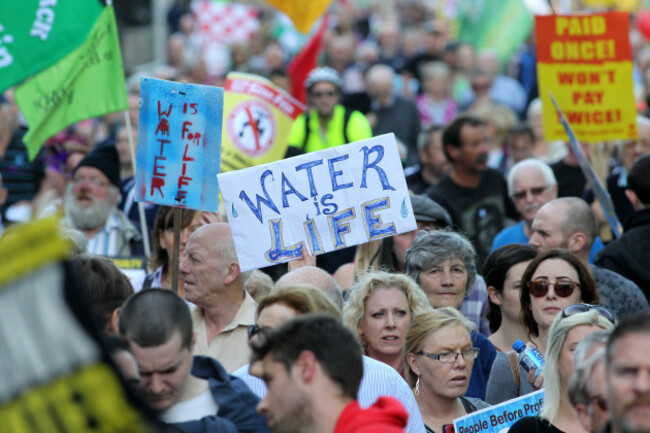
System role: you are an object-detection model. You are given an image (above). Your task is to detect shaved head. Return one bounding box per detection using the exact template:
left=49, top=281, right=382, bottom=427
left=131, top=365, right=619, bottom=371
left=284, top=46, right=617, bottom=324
left=275, top=266, right=343, bottom=310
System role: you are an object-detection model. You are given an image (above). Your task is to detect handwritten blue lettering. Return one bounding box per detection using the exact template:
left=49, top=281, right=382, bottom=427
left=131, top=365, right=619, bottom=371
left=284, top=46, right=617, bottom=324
left=239, top=170, right=280, bottom=224
left=360, top=145, right=396, bottom=191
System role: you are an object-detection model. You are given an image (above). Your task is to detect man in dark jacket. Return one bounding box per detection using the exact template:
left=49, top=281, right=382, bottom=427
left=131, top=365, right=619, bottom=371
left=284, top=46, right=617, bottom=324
left=119, top=289, right=270, bottom=433
left=596, top=155, right=650, bottom=298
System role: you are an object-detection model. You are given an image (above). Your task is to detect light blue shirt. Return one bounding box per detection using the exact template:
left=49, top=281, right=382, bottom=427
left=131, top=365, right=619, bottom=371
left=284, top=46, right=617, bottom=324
left=232, top=355, right=426, bottom=433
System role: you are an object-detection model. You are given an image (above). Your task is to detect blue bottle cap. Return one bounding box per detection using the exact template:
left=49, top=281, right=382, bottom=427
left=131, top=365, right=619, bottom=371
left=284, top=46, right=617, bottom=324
left=512, top=340, right=526, bottom=352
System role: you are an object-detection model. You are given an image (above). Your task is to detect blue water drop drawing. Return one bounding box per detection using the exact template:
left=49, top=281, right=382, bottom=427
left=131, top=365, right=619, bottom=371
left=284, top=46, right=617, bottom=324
left=232, top=204, right=238, bottom=218
left=401, top=198, right=409, bottom=218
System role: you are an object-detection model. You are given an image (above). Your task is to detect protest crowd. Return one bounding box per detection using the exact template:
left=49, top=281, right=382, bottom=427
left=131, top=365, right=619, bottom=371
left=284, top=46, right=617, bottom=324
left=4, top=0, right=650, bottom=433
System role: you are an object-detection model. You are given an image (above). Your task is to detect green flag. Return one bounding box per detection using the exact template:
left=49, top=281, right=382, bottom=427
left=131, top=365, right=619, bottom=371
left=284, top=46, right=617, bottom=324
left=457, top=0, right=533, bottom=65
left=15, top=5, right=128, bottom=161
left=0, top=0, right=104, bottom=92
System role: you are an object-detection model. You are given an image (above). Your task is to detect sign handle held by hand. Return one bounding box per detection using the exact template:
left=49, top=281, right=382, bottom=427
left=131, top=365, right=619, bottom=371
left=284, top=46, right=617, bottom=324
left=549, top=91, right=623, bottom=238
left=171, top=208, right=182, bottom=294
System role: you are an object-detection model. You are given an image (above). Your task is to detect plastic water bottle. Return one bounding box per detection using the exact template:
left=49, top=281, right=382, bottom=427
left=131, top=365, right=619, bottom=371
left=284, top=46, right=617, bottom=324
left=512, top=339, right=544, bottom=379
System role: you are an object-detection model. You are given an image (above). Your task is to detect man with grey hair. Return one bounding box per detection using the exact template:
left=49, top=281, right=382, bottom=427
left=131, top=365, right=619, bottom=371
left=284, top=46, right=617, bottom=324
left=63, top=145, right=143, bottom=257
left=366, top=63, right=421, bottom=165
left=569, top=330, right=612, bottom=433
left=530, top=197, right=648, bottom=318
left=405, top=229, right=496, bottom=400
left=405, top=125, right=449, bottom=194
left=180, top=223, right=256, bottom=373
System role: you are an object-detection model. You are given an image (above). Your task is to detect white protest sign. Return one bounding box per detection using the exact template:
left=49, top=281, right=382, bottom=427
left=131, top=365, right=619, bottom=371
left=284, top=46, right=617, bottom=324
left=218, top=133, right=416, bottom=272
left=454, top=390, right=545, bottom=433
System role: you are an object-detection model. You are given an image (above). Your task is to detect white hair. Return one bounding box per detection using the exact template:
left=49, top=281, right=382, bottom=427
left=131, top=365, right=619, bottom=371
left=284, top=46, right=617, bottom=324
left=507, top=158, right=557, bottom=197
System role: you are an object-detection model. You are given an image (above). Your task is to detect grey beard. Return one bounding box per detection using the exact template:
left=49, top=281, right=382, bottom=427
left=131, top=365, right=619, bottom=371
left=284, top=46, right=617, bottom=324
left=64, top=188, right=116, bottom=230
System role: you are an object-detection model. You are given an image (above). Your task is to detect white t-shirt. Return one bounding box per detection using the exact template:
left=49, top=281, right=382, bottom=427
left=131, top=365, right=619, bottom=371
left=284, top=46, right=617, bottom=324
left=160, top=389, right=218, bottom=424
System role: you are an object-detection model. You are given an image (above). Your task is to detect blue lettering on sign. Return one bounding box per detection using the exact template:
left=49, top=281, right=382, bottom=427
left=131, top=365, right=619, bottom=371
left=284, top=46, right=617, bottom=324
left=281, top=173, right=308, bottom=208
left=295, top=159, right=323, bottom=197
left=239, top=169, right=280, bottom=224
left=265, top=219, right=303, bottom=262
left=328, top=154, right=353, bottom=191
left=360, top=145, right=396, bottom=191
left=303, top=217, right=324, bottom=255
left=362, top=197, right=396, bottom=240
left=320, top=194, right=338, bottom=215
left=329, top=207, right=355, bottom=249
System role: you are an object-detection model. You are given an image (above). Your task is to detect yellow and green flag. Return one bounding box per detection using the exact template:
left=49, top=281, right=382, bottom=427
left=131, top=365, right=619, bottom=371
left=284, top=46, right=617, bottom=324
left=15, top=5, right=128, bottom=160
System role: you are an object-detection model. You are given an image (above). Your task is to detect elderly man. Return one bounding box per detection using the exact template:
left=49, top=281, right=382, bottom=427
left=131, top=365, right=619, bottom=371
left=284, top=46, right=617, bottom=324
left=604, top=311, right=650, bottom=433
left=491, top=158, right=604, bottom=262
left=596, top=154, right=650, bottom=294
left=179, top=223, right=256, bottom=373
left=428, top=115, right=519, bottom=267
left=405, top=126, right=449, bottom=194
left=251, top=314, right=408, bottom=433
left=64, top=145, right=143, bottom=257
left=365, top=64, right=421, bottom=165
left=568, top=330, right=612, bottom=433
left=405, top=229, right=496, bottom=400
left=529, top=197, right=648, bottom=318
left=119, top=289, right=269, bottom=432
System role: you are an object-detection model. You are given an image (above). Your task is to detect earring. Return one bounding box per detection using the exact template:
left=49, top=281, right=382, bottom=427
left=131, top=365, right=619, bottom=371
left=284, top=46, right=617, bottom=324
left=415, top=376, right=420, bottom=396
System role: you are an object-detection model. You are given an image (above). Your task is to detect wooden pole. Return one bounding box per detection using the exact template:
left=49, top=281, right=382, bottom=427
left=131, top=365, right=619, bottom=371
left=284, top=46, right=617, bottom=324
left=171, top=207, right=182, bottom=293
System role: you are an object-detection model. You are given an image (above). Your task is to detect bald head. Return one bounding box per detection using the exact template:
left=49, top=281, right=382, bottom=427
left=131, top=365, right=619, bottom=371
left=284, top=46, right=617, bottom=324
left=366, top=64, right=395, bottom=107
left=275, top=266, right=343, bottom=310
left=190, top=223, right=237, bottom=264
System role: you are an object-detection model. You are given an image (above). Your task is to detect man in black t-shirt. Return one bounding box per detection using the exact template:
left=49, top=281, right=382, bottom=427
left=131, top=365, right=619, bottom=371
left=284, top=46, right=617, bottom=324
left=427, top=115, right=518, bottom=268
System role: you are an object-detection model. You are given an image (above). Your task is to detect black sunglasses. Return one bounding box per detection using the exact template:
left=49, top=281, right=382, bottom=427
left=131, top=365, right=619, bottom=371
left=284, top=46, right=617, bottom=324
left=512, top=186, right=549, bottom=200
left=310, top=90, right=337, bottom=98
left=528, top=279, right=580, bottom=298
left=560, top=303, right=616, bottom=324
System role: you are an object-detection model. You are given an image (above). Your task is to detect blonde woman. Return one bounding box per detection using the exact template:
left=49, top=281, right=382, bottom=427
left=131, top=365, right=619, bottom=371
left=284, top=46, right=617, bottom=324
left=344, top=271, right=432, bottom=376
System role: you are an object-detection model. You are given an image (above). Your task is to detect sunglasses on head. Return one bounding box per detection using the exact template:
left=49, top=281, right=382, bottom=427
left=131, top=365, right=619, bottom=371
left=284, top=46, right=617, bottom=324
left=527, top=279, right=579, bottom=298
left=560, top=303, right=616, bottom=324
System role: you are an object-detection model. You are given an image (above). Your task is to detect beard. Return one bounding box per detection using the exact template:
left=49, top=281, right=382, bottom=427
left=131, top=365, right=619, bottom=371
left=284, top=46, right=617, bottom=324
left=64, top=184, right=117, bottom=230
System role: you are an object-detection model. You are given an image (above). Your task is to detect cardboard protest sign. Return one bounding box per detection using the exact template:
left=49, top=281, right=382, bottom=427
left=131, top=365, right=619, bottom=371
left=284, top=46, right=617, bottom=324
left=221, top=72, right=305, bottom=172
left=0, top=218, right=153, bottom=432
left=536, top=12, right=637, bottom=142
left=218, top=134, right=416, bottom=272
left=454, top=390, right=545, bottom=433
left=136, top=77, right=223, bottom=211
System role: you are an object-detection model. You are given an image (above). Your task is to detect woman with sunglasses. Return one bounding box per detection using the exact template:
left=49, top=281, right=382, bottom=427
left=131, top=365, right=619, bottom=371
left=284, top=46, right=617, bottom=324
left=486, top=249, right=600, bottom=404
left=405, top=308, right=489, bottom=433
left=483, top=244, right=538, bottom=351
left=508, top=304, right=615, bottom=433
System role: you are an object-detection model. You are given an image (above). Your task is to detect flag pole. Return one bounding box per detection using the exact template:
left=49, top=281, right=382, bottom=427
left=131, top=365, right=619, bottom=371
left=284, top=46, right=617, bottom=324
left=124, top=110, right=151, bottom=256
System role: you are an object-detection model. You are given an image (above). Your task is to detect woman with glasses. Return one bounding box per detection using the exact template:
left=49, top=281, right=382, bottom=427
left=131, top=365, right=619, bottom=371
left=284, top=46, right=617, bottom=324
left=344, top=271, right=432, bottom=376
left=130, top=206, right=219, bottom=295
left=508, top=304, right=615, bottom=433
left=486, top=248, right=600, bottom=404
left=484, top=244, right=538, bottom=352
left=405, top=308, right=489, bottom=433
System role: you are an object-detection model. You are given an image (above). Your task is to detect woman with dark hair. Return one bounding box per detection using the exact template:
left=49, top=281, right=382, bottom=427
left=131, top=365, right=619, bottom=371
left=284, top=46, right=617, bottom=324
left=130, top=206, right=219, bottom=294
left=485, top=248, right=600, bottom=404
left=483, top=244, right=538, bottom=351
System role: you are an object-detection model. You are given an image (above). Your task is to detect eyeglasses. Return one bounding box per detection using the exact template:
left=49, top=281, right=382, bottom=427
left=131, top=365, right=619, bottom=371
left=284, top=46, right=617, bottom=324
left=310, top=90, right=337, bottom=99
left=560, top=303, right=616, bottom=324
left=71, top=175, right=110, bottom=189
left=417, top=348, right=480, bottom=363
left=247, top=324, right=270, bottom=340
left=528, top=279, right=579, bottom=298
left=588, top=394, right=607, bottom=411
left=512, top=186, right=549, bottom=200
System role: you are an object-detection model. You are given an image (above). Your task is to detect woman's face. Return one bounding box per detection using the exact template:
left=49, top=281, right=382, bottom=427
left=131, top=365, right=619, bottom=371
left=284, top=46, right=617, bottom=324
left=417, top=257, right=468, bottom=309
left=409, top=323, right=474, bottom=400
left=159, top=211, right=204, bottom=262
left=359, top=287, right=411, bottom=361
left=495, top=261, right=530, bottom=323
left=558, top=324, right=603, bottom=385
left=529, top=259, right=583, bottom=333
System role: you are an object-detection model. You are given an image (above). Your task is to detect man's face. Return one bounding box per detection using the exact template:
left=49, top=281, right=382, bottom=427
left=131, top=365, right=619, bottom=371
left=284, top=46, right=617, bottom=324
left=65, top=166, right=118, bottom=230
left=417, top=257, right=468, bottom=309
left=179, top=232, right=226, bottom=304
left=308, top=82, right=339, bottom=118
left=129, top=332, right=193, bottom=411
left=419, top=130, right=449, bottom=179
left=367, top=78, right=393, bottom=108
left=607, top=333, right=650, bottom=433
left=529, top=204, right=568, bottom=252
left=451, top=124, right=489, bottom=173
left=255, top=355, right=311, bottom=433
left=622, top=135, right=650, bottom=171
left=511, top=168, right=557, bottom=225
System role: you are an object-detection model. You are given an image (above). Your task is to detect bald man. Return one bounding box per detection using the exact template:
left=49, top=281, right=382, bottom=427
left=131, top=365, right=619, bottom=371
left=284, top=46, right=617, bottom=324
left=274, top=265, right=343, bottom=310
left=179, top=223, right=257, bottom=373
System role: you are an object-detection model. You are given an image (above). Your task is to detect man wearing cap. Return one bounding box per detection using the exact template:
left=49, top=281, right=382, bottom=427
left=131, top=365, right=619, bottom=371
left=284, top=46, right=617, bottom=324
left=63, top=145, right=143, bottom=257
left=287, top=67, right=372, bottom=154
